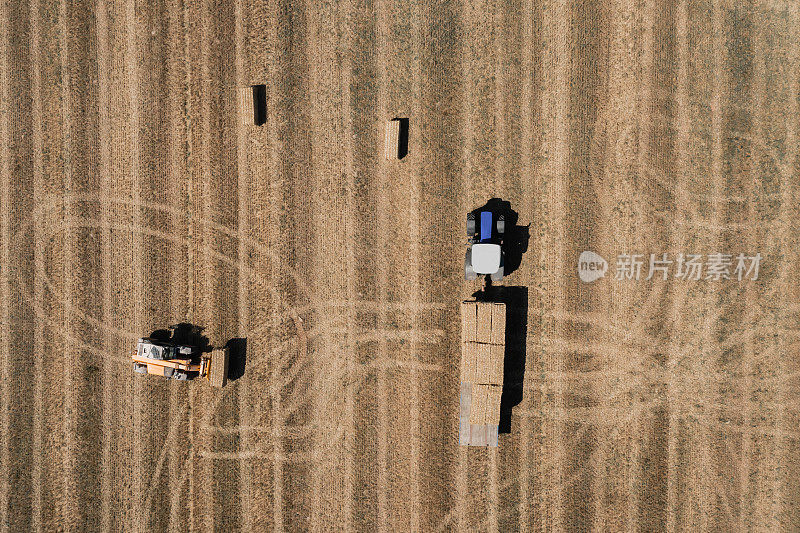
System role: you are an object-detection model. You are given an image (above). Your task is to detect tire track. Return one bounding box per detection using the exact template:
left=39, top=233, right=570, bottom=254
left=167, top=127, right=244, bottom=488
left=736, top=4, right=759, bottom=529
left=518, top=0, right=542, bottom=527
left=206, top=23, right=243, bottom=533
left=66, top=0, right=104, bottom=526
left=0, top=0, right=12, bottom=525
left=439, top=401, right=661, bottom=533
left=695, top=2, right=725, bottom=528
left=4, top=4, right=38, bottom=525
left=3, top=0, right=799, bottom=529
left=454, top=37, right=473, bottom=533
left=140, top=402, right=187, bottom=516
left=563, top=0, right=607, bottom=528
left=775, top=8, right=800, bottom=527
left=538, top=0, right=570, bottom=529
left=304, top=0, right=355, bottom=528
left=181, top=0, right=200, bottom=522
left=304, top=0, right=337, bottom=527
left=404, top=4, right=424, bottom=531
left=417, top=0, right=462, bottom=529
left=133, top=0, right=180, bottom=529
left=0, top=13, right=318, bottom=524
left=339, top=2, right=357, bottom=526
left=666, top=1, right=690, bottom=527
left=233, top=0, right=254, bottom=529
left=28, top=0, right=45, bottom=529
left=264, top=5, right=282, bottom=526
left=520, top=0, right=544, bottom=528
left=374, top=0, right=390, bottom=527
left=199, top=0, right=243, bottom=527
left=31, top=0, right=70, bottom=527
left=271, top=0, right=315, bottom=528
left=596, top=0, right=641, bottom=524
left=628, top=0, right=655, bottom=527
left=192, top=0, right=217, bottom=527
left=93, top=0, right=114, bottom=529
left=163, top=0, right=191, bottom=529
left=241, top=0, right=276, bottom=525
left=641, top=1, right=680, bottom=528
left=743, top=6, right=781, bottom=530
left=123, top=0, right=145, bottom=527
left=57, top=0, right=77, bottom=527
left=457, top=0, right=486, bottom=528
left=10, top=197, right=321, bottom=378
left=347, top=0, right=380, bottom=527
left=379, top=0, right=424, bottom=528
left=407, top=5, right=422, bottom=530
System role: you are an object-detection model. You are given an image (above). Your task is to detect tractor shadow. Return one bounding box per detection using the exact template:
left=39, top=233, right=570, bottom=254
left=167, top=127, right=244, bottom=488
left=470, top=198, right=530, bottom=278
left=472, top=285, right=528, bottom=434
left=151, top=323, right=211, bottom=352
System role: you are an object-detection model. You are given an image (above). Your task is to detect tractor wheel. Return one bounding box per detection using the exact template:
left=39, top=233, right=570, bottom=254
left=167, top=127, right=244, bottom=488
left=465, top=249, right=477, bottom=281
left=133, top=363, right=147, bottom=374
left=491, top=264, right=504, bottom=282
left=467, top=213, right=476, bottom=236
left=497, top=215, right=505, bottom=234
left=209, top=348, right=229, bottom=388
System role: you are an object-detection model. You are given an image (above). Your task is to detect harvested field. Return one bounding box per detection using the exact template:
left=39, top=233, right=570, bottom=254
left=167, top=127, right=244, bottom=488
left=1, top=0, right=799, bottom=531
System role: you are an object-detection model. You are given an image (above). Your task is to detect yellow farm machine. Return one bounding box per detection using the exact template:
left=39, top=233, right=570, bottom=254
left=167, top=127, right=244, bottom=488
left=131, top=325, right=229, bottom=388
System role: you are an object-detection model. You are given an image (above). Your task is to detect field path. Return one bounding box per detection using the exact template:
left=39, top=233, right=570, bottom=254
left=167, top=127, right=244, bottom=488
left=0, top=0, right=12, bottom=527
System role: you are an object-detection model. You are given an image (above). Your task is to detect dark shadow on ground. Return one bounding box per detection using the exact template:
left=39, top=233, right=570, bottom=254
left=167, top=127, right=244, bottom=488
left=165, top=323, right=211, bottom=353
left=472, top=284, right=528, bottom=434
left=148, top=328, right=173, bottom=343
left=252, top=84, right=267, bottom=126
left=226, top=337, right=247, bottom=381
left=395, top=117, right=409, bottom=159
left=469, top=198, right=530, bottom=278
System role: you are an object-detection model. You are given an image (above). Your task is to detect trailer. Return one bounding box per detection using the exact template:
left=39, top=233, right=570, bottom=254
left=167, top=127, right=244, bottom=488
left=459, top=300, right=506, bottom=446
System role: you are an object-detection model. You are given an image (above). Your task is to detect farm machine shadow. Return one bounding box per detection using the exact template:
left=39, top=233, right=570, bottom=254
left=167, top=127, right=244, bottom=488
left=149, top=323, right=210, bottom=351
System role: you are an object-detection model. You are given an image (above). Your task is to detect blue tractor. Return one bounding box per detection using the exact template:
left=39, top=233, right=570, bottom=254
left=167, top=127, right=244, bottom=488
left=465, top=210, right=505, bottom=281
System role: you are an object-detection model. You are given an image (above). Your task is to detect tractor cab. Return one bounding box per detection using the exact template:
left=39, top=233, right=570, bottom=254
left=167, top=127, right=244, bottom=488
left=471, top=243, right=501, bottom=274
left=465, top=210, right=505, bottom=281
left=136, top=340, right=192, bottom=361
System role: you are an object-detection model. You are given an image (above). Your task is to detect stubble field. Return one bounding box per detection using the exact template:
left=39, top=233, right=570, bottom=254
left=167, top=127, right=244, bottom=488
left=1, top=0, right=799, bottom=531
